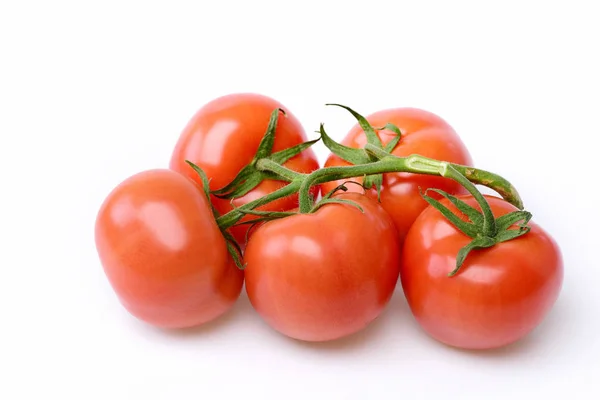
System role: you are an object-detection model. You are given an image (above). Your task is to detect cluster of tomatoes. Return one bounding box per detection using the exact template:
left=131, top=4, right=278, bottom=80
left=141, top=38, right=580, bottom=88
left=95, top=93, right=563, bottom=350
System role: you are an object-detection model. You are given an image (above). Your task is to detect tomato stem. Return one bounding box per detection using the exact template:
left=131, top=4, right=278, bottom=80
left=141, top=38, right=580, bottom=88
left=291, top=153, right=524, bottom=214
left=213, top=124, right=523, bottom=229
left=255, top=158, right=306, bottom=182
left=364, top=144, right=522, bottom=208
left=448, top=164, right=523, bottom=210
left=215, top=151, right=524, bottom=229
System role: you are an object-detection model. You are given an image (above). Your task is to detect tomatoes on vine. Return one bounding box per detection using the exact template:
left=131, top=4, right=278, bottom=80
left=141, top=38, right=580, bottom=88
left=323, top=107, right=472, bottom=243
left=244, top=193, right=401, bottom=342
left=93, top=90, right=563, bottom=351
left=400, top=195, right=563, bottom=350
left=170, top=93, right=320, bottom=245
left=94, top=169, right=243, bottom=329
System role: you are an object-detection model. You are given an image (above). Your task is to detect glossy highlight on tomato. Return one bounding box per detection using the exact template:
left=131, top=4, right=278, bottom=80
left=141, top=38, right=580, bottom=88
left=323, top=108, right=472, bottom=243
left=401, top=195, right=563, bottom=350
left=244, top=193, right=401, bottom=342
left=94, top=169, right=244, bottom=329
left=170, top=93, right=320, bottom=245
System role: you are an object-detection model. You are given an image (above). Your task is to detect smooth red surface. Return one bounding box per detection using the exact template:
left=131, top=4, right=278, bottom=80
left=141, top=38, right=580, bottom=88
left=323, top=108, right=472, bottom=244
left=244, top=193, right=401, bottom=342
left=401, top=195, right=563, bottom=350
left=94, top=169, right=243, bottom=329
left=170, top=93, right=319, bottom=245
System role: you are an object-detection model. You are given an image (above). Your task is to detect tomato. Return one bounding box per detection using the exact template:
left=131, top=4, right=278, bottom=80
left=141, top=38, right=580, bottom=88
left=170, top=93, right=320, bottom=245
left=323, top=108, right=472, bottom=243
left=94, top=169, right=243, bottom=329
left=400, top=195, right=563, bottom=350
left=244, top=193, right=400, bottom=342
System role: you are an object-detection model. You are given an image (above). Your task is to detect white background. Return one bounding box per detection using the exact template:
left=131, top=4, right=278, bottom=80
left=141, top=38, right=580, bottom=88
left=1, top=0, right=599, bottom=399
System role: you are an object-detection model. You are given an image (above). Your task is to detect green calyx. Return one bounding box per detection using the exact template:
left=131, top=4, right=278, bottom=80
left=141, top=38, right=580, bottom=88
left=421, top=164, right=532, bottom=277
left=322, top=104, right=402, bottom=201
left=184, top=108, right=320, bottom=269
left=186, top=160, right=245, bottom=269
left=210, top=108, right=320, bottom=199
left=185, top=160, right=218, bottom=217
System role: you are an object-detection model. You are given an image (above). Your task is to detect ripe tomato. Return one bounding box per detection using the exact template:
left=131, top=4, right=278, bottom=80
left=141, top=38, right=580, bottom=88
left=170, top=93, right=320, bottom=245
left=401, top=195, right=563, bottom=350
left=323, top=108, right=472, bottom=243
left=244, top=193, right=400, bottom=342
left=94, top=169, right=244, bottom=329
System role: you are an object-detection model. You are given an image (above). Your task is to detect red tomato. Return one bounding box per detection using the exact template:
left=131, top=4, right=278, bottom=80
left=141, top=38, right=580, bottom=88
left=94, top=169, right=243, bottom=329
left=170, top=93, right=320, bottom=245
left=323, top=108, right=472, bottom=243
left=244, top=193, right=401, bottom=342
left=401, top=195, right=563, bottom=350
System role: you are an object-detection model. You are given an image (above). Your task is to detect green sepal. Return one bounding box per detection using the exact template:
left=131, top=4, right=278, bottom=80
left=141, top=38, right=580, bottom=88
left=270, top=137, right=321, bottom=165
left=320, top=122, right=385, bottom=200
left=325, top=105, right=403, bottom=201
left=421, top=187, right=534, bottom=277
left=216, top=173, right=273, bottom=200
left=450, top=236, right=496, bottom=276
left=425, top=188, right=483, bottom=226
left=185, top=160, right=245, bottom=269
left=319, top=123, right=369, bottom=165
left=495, top=210, right=532, bottom=232
left=211, top=108, right=283, bottom=198
left=377, top=123, right=402, bottom=153
left=210, top=108, right=319, bottom=200
left=326, top=103, right=383, bottom=149
left=185, top=160, right=220, bottom=218
left=421, top=189, right=480, bottom=238
left=363, top=173, right=383, bottom=202
left=443, top=164, right=497, bottom=236
left=226, top=241, right=245, bottom=270
left=221, top=230, right=245, bottom=270
left=377, top=122, right=402, bottom=136
left=255, top=108, right=284, bottom=159
left=494, top=226, right=531, bottom=242
left=185, top=160, right=211, bottom=197
left=384, top=135, right=401, bottom=153
left=211, top=164, right=256, bottom=197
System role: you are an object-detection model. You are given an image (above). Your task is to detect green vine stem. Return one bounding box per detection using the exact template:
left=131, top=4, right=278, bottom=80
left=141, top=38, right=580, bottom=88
left=215, top=153, right=523, bottom=229
left=363, top=143, right=522, bottom=210
left=199, top=104, right=530, bottom=273
left=294, top=154, right=523, bottom=214
left=255, top=158, right=305, bottom=182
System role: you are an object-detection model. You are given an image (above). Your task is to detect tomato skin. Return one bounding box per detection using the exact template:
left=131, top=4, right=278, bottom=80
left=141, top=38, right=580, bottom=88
left=169, top=93, right=320, bottom=245
left=401, top=195, right=563, bottom=350
left=323, top=108, right=472, bottom=243
left=94, top=169, right=243, bottom=329
left=244, top=193, right=401, bottom=342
